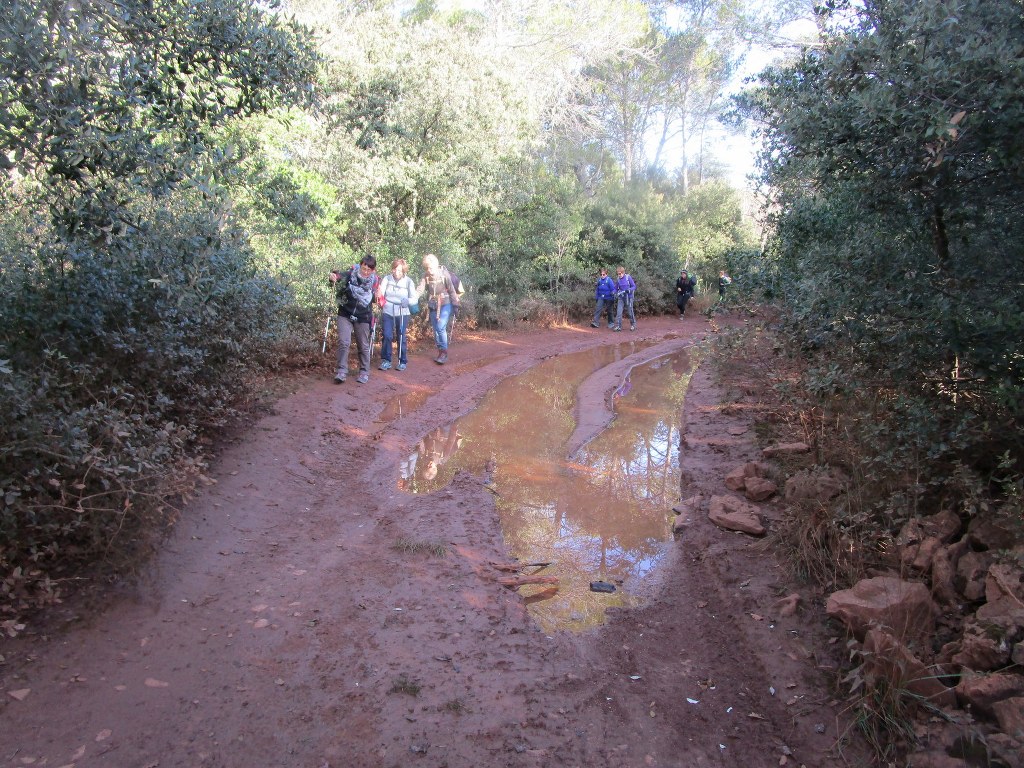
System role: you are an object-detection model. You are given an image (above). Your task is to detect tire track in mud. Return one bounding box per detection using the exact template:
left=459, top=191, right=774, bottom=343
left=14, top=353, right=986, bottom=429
left=0, top=318, right=858, bottom=768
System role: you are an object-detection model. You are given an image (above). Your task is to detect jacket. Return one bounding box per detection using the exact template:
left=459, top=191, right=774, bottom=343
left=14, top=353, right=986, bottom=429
left=595, top=275, right=616, bottom=301
left=336, top=265, right=378, bottom=324
left=614, top=273, right=636, bottom=296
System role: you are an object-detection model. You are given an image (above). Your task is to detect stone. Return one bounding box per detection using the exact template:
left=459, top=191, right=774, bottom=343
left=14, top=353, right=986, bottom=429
left=985, top=562, right=1024, bottom=605
left=862, top=628, right=956, bottom=708
left=761, top=441, right=810, bottom=458
left=931, top=545, right=959, bottom=605
left=902, top=750, right=969, bottom=768
left=920, top=509, right=963, bottom=544
left=825, top=576, right=937, bottom=644
left=672, top=495, right=702, bottom=515
left=708, top=495, right=766, bottom=536
left=986, top=734, right=1024, bottom=768
left=968, top=517, right=1022, bottom=552
left=724, top=465, right=748, bottom=491
left=952, top=625, right=1011, bottom=671
left=743, top=477, right=777, bottom=502
left=992, top=697, right=1024, bottom=741
left=975, top=597, right=1024, bottom=636
left=957, top=551, right=995, bottom=601
left=910, top=536, right=943, bottom=573
left=956, top=672, right=1024, bottom=717
left=784, top=468, right=846, bottom=503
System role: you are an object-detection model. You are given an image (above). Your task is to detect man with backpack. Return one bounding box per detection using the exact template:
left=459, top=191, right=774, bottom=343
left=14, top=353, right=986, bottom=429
left=329, top=255, right=379, bottom=384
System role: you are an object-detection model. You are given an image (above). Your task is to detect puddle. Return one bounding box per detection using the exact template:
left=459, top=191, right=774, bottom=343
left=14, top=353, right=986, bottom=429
left=398, top=342, right=695, bottom=632
left=375, top=389, right=432, bottom=423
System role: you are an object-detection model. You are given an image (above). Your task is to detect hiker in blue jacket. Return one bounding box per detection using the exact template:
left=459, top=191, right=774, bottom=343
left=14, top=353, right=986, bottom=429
left=590, top=268, right=617, bottom=328
left=612, top=266, right=637, bottom=331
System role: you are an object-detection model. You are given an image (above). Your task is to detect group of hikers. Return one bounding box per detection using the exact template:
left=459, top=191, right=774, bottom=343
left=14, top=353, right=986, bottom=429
left=329, top=255, right=731, bottom=384
left=329, top=252, right=461, bottom=385
left=592, top=265, right=732, bottom=330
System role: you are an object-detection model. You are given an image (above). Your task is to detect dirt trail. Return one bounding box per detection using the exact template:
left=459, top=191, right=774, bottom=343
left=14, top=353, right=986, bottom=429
left=0, top=316, right=862, bottom=768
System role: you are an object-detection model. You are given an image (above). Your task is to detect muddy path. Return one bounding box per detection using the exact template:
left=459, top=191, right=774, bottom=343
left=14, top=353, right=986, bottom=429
left=0, top=316, right=861, bottom=768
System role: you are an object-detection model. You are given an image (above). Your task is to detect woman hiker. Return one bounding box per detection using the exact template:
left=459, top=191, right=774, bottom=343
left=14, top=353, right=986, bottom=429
left=417, top=253, right=461, bottom=365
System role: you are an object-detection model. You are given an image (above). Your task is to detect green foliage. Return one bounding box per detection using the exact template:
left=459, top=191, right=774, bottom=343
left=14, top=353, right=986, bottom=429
left=0, top=0, right=318, bottom=622
left=736, top=0, right=1024, bottom=485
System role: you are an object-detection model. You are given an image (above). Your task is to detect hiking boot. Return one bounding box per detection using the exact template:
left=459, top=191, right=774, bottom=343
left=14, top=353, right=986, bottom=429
left=607, top=323, right=614, bottom=328
left=612, top=325, right=622, bottom=332
left=333, top=373, right=347, bottom=384
left=379, top=360, right=392, bottom=371
left=436, top=351, right=448, bottom=365
left=590, top=322, right=599, bottom=328
left=630, top=324, right=636, bottom=331
left=356, top=371, right=369, bottom=384
left=397, top=362, right=407, bottom=371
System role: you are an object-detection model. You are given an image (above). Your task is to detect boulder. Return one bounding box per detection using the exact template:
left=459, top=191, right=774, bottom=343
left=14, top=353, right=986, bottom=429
left=743, top=477, right=778, bottom=502
left=957, top=550, right=995, bottom=601
left=986, top=734, right=1024, bottom=768
left=968, top=517, right=1022, bottom=552
left=956, top=672, right=1024, bottom=717
left=993, top=697, right=1024, bottom=741
left=762, top=441, right=810, bottom=458
left=920, top=509, right=963, bottom=544
left=952, top=625, right=1011, bottom=671
left=708, top=495, right=766, bottom=536
left=862, top=628, right=956, bottom=708
left=985, top=562, right=1024, bottom=605
left=975, top=597, right=1024, bottom=636
left=826, top=576, right=937, bottom=644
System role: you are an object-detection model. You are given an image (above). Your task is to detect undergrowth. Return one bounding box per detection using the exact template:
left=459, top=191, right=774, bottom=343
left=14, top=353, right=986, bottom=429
left=712, top=312, right=1023, bottom=766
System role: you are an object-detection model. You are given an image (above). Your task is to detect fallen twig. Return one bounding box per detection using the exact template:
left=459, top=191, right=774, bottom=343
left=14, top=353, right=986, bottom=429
left=498, top=575, right=559, bottom=589
left=489, top=561, right=555, bottom=572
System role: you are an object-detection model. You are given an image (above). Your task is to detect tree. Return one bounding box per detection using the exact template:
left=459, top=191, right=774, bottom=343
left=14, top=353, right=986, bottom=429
left=0, top=0, right=319, bottom=617
left=737, top=0, right=1024, bottom=471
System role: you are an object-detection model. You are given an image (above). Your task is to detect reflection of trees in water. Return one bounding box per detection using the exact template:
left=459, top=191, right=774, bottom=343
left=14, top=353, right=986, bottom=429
left=397, top=347, right=694, bottom=629
left=403, top=347, right=618, bottom=495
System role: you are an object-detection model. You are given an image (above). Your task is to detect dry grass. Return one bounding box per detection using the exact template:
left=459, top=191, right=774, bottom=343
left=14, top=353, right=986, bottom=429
left=388, top=674, right=421, bottom=696
left=392, top=538, right=449, bottom=558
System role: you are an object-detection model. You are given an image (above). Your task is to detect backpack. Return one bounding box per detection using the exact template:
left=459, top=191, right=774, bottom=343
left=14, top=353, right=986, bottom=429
left=446, top=268, right=467, bottom=296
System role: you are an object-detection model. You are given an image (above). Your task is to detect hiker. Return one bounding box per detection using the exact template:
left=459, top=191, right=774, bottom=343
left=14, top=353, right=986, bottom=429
left=377, top=258, right=418, bottom=372
left=612, top=266, right=637, bottom=331
left=418, top=424, right=463, bottom=483
left=417, top=253, right=460, bottom=365
left=718, top=270, right=732, bottom=298
left=590, top=268, right=617, bottom=328
left=676, top=269, right=697, bottom=318
left=329, top=255, right=378, bottom=384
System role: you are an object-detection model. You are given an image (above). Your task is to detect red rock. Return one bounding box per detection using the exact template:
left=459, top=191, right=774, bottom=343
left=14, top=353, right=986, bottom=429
left=825, top=576, right=937, bottom=644
left=708, top=495, right=765, bottom=536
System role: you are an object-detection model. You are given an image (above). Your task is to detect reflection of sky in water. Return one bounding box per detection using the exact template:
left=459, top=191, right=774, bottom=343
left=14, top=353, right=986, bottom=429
left=398, top=344, right=694, bottom=632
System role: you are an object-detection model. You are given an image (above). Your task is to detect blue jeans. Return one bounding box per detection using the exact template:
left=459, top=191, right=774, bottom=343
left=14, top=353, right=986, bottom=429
left=381, top=313, right=408, bottom=364
left=429, top=303, right=452, bottom=351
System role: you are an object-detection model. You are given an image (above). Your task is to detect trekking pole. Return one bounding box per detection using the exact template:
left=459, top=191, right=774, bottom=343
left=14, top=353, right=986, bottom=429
left=321, top=314, right=333, bottom=354
left=369, top=307, right=380, bottom=362
left=448, top=308, right=458, bottom=344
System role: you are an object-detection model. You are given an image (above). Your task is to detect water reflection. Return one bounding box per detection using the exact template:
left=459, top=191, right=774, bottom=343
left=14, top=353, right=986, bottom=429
left=399, top=343, right=694, bottom=632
